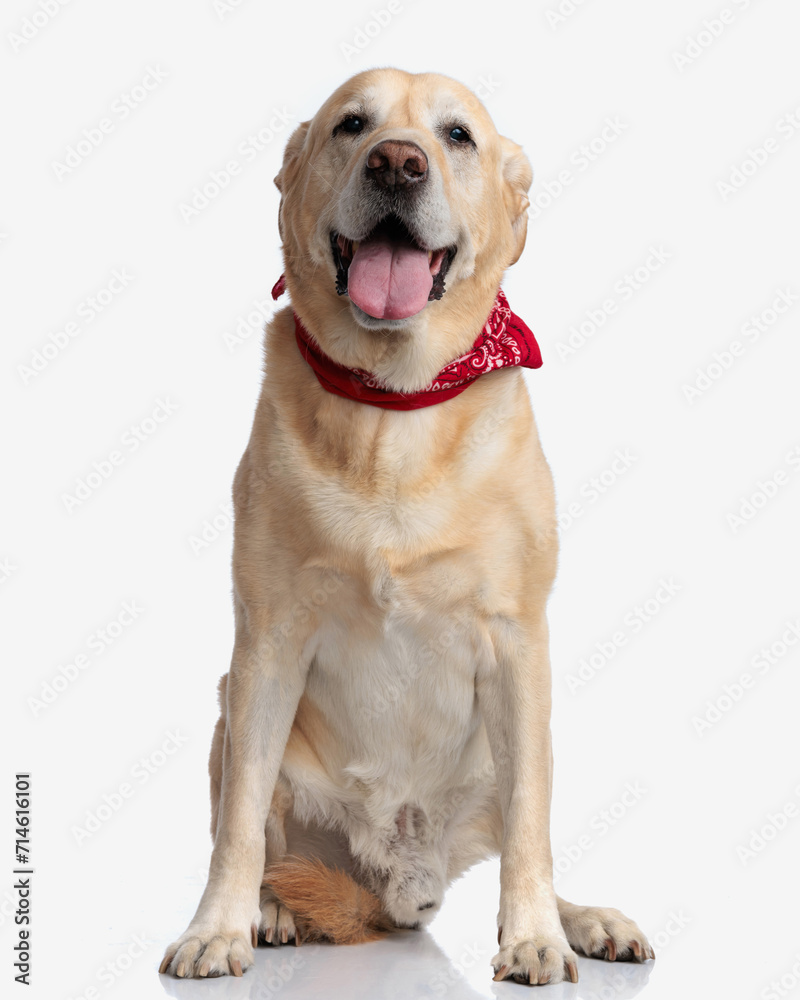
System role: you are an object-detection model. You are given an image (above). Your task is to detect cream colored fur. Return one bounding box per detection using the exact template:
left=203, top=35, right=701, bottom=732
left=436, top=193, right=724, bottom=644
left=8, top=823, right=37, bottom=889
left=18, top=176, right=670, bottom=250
left=159, top=68, right=652, bottom=985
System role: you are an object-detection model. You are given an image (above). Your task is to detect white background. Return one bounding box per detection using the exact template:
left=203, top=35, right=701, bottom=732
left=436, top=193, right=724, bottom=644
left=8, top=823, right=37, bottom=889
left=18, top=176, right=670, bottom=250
left=2, top=1, right=799, bottom=998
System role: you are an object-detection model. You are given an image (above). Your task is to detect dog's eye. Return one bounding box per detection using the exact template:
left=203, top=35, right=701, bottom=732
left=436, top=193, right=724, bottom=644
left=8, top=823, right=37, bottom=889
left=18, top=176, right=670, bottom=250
left=336, top=115, right=366, bottom=136
left=448, top=126, right=472, bottom=144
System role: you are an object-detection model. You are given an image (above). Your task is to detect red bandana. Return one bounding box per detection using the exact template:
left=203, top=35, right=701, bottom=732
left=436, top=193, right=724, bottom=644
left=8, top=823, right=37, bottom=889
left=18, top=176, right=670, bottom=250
left=270, top=275, right=542, bottom=410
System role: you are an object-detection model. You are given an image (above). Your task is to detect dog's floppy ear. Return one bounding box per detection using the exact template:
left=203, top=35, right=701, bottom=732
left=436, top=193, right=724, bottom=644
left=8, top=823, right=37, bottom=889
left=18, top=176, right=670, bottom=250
left=500, top=136, right=533, bottom=266
left=274, top=120, right=310, bottom=193
left=274, top=120, right=310, bottom=243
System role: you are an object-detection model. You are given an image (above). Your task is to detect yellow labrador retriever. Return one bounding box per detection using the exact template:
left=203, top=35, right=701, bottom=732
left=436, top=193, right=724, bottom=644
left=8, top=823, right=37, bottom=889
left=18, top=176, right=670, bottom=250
left=159, top=68, right=653, bottom=985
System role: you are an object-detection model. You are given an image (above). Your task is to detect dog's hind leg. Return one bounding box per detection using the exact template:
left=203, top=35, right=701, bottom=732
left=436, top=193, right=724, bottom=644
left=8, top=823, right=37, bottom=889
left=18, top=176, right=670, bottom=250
left=258, top=779, right=301, bottom=945
left=208, top=675, right=227, bottom=841
left=556, top=896, right=654, bottom=963
left=445, top=785, right=504, bottom=882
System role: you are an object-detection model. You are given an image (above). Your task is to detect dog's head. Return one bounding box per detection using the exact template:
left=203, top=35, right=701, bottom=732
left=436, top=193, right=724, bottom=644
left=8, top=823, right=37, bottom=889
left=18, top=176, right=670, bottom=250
left=275, top=68, right=531, bottom=390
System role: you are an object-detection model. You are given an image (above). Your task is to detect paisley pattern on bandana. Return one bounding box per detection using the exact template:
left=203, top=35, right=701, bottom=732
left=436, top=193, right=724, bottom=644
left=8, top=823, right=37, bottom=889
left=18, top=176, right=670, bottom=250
left=271, top=276, right=542, bottom=410
left=427, top=290, right=535, bottom=392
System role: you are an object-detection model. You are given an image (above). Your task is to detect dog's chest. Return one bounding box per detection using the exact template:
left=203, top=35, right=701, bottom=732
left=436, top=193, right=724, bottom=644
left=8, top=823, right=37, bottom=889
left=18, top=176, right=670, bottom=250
left=302, top=565, right=491, bottom=808
left=303, top=422, right=460, bottom=559
left=278, top=402, right=512, bottom=812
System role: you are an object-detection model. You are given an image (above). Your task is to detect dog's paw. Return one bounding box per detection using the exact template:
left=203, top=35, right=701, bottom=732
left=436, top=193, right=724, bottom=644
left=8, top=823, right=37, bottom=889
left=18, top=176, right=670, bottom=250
left=558, top=902, right=654, bottom=963
left=491, top=938, right=579, bottom=986
left=260, top=897, right=300, bottom=945
left=158, top=927, right=257, bottom=978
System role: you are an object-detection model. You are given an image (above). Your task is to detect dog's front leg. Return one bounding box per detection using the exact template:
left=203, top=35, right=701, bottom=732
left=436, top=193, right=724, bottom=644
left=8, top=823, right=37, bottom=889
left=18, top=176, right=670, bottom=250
left=478, top=611, right=579, bottom=986
left=159, top=624, right=310, bottom=979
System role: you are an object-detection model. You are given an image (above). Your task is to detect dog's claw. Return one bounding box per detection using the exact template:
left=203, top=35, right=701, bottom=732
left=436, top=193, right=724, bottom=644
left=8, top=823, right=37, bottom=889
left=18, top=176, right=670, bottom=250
left=176, top=961, right=186, bottom=978
left=280, top=927, right=288, bottom=944
left=295, top=927, right=302, bottom=946
left=251, top=925, right=258, bottom=948
left=158, top=955, right=172, bottom=975
left=604, top=937, right=617, bottom=961
left=493, top=964, right=509, bottom=982
left=630, top=939, right=642, bottom=960
left=565, top=959, right=579, bottom=983
left=231, top=959, right=243, bottom=977
left=199, top=962, right=210, bottom=978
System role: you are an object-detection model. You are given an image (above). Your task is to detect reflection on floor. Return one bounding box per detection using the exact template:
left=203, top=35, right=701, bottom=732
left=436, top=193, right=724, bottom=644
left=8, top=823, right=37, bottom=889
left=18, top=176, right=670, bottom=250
left=159, top=927, right=654, bottom=1000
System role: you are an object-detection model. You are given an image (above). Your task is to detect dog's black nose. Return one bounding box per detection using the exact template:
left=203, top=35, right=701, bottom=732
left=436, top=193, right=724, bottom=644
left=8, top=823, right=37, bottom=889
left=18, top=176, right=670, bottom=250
left=366, top=140, right=428, bottom=190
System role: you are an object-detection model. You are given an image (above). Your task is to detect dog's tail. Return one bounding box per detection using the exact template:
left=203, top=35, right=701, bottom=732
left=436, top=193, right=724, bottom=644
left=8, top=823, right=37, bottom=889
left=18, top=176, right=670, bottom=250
left=264, top=856, right=393, bottom=945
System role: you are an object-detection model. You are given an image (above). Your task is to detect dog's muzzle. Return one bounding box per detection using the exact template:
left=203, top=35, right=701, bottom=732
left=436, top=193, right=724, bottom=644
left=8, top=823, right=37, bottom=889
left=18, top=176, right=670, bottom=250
left=329, top=138, right=457, bottom=322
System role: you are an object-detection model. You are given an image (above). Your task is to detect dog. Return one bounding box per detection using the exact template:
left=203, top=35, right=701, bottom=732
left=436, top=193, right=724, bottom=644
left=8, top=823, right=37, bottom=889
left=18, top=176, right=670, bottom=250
left=159, top=68, right=653, bottom=985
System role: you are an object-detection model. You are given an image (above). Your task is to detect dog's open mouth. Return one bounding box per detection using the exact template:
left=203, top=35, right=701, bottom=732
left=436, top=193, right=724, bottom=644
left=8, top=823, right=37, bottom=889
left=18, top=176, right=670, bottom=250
left=331, top=215, right=456, bottom=321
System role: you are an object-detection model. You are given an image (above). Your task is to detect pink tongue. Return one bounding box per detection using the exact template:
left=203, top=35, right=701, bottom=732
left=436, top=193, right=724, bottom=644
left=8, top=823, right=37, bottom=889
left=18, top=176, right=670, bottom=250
left=347, top=234, right=433, bottom=320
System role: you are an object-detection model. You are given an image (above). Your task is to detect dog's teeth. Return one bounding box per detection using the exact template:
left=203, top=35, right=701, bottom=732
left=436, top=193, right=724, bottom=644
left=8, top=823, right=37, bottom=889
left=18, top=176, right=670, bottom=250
left=427, top=251, right=433, bottom=262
